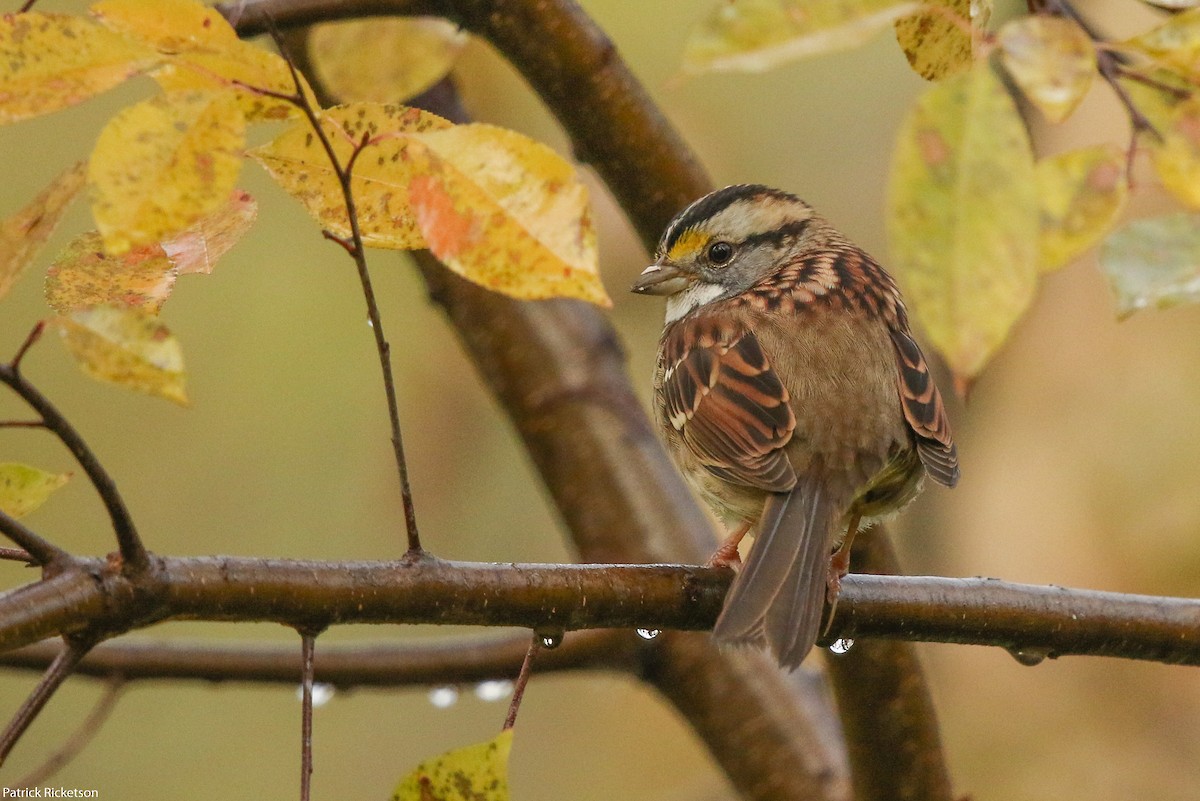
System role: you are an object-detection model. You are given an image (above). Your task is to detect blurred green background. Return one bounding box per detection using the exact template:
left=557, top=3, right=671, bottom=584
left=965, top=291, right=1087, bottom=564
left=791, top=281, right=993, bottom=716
left=3, top=0, right=1200, bottom=798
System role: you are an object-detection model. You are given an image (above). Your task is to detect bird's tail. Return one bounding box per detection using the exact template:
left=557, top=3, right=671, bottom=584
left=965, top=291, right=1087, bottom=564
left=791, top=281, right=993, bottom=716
left=711, top=475, right=837, bottom=670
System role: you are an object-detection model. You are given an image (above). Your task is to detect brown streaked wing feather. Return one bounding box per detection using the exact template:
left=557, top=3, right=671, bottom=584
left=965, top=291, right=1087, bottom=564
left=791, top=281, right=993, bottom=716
left=889, top=328, right=960, bottom=488
left=663, top=319, right=797, bottom=492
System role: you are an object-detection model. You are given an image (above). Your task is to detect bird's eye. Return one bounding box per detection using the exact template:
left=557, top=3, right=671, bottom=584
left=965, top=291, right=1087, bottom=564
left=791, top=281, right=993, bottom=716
left=707, top=241, right=735, bottom=266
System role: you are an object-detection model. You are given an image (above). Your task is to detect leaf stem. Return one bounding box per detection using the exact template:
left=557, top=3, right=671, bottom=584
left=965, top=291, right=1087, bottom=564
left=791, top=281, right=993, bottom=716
left=503, top=635, right=541, bottom=730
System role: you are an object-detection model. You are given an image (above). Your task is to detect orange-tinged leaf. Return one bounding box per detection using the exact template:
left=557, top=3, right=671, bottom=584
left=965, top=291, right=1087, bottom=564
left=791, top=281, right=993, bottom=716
left=408, top=123, right=608, bottom=306
left=309, top=16, right=468, bottom=102
left=45, top=231, right=177, bottom=314
left=1125, top=7, right=1200, bottom=74
left=0, top=463, right=70, bottom=519
left=0, top=162, right=87, bottom=302
left=250, top=103, right=452, bottom=248
left=887, top=62, right=1038, bottom=387
left=90, top=0, right=239, bottom=53
left=894, top=0, right=979, bottom=81
left=392, top=730, right=512, bottom=801
left=998, top=17, right=1095, bottom=123
left=89, top=90, right=245, bottom=254
left=681, top=0, right=919, bottom=75
left=56, top=306, right=187, bottom=405
left=0, top=12, right=153, bottom=124
left=1037, top=145, right=1128, bottom=271
left=162, top=189, right=257, bottom=275
left=1100, top=213, right=1200, bottom=318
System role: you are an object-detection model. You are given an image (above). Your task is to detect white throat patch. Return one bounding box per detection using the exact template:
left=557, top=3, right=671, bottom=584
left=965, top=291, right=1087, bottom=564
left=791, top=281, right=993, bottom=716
left=665, top=282, right=725, bottom=324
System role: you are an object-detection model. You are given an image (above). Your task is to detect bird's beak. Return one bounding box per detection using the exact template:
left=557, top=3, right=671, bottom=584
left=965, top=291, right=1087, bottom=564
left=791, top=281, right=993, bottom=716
left=631, top=262, right=691, bottom=296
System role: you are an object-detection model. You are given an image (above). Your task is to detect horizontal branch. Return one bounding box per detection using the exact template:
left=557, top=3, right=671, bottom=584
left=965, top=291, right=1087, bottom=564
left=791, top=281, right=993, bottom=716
left=0, top=630, right=636, bottom=687
left=2, top=557, right=1197, bottom=665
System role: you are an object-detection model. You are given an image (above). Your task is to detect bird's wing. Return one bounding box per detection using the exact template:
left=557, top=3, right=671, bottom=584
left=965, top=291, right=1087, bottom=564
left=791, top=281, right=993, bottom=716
left=888, top=327, right=960, bottom=488
left=661, top=316, right=797, bottom=492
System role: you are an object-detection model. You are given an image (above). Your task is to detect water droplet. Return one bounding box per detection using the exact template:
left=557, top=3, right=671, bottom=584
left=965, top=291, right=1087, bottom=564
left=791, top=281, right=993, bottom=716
left=828, top=638, right=855, bottom=654
left=311, top=683, right=335, bottom=707
left=474, top=679, right=514, bottom=702
left=1006, top=647, right=1049, bottom=667
left=428, top=685, right=460, bottom=708
left=539, top=632, right=563, bottom=649
left=366, top=318, right=374, bottom=328
left=636, top=628, right=661, bottom=640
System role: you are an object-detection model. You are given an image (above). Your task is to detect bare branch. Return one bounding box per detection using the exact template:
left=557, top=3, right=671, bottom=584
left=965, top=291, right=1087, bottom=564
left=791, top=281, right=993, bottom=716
left=298, top=631, right=317, bottom=801
left=502, top=635, right=540, bottom=730
left=13, top=678, right=124, bottom=788
left=0, top=548, right=36, bottom=565
left=0, top=363, right=145, bottom=572
left=0, top=630, right=637, bottom=687
left=0, top=636, right=96, bottom=768
left=0, top=510, right=67, bottom=567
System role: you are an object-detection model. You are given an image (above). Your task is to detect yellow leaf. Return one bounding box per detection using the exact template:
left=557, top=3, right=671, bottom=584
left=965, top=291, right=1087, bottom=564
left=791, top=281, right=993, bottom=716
left=309, top=17, right=468, bottom=102
left=56, top=306, right=187, bottom=405
left=998, top=17, right=1095, bottom=123
left=1125, top=7, right=1200, bottom=74
left=0, top=162, right=87, bottom=302
left=408, top=124, right=608, bottom=306
left=392, top=730, right=513, bottom=801
left=250, top=103, right=452, bottom=248
left=682, top=0, right=919, bottom=74
left=0, top=463, right=70, bottom=519
left=1037, top=145, right=1128, bottom=271
left=45, top=231, right=177, bottom=314
left=0, top=12, right=153, bottom=124
left=894, top=0, right=978, bottom=81
left=93, top=0, right=310, bottom=120
left=1151, top=97, right=1200, bottom=208
left=163, top=189, right=258, bottom=275
left=90, top=0, right=239, bottom=53
left=89, top=90, right=245, bottom=254
left=1099, top=213, right=1200, bottom=318
left=887, top=62, right=1038, bottom=388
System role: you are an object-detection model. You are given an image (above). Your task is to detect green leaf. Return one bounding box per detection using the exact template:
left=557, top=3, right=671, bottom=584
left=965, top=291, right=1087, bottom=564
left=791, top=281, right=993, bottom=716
left=887, top=61, right=1038, bottom=390
left=0, top=463, right=70, bottom=519
left=1037, top=145, right=1128, bottom=271
left=682, top=0, right=919, bottom=74
left=392, top=730, right=513, bottom=801
left=1099, top=213, right=1200, bottom=318
left=56, top=306, right=188, bottom=405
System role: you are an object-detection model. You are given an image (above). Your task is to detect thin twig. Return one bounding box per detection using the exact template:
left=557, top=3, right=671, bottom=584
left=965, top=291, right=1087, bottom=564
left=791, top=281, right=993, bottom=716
left=0, top=509, right=67, bottom=567
left=503, top=635, right=540, bottom=730
left=9, top=322, right=44, bottom=374
left=265, top=29, right=422, bottom=554
left=0, top=362, right=145, bottom=573
left=0, top=546, right=36, bottom=564
left=14, top=678, right=125, bottom=788
left=0, top=635, right=96, bottom=768
left=0, top=420, right=47, bottom=429
left=299, top=631, right=317, bottom=801
left=17, top=0, right=39, bottom=11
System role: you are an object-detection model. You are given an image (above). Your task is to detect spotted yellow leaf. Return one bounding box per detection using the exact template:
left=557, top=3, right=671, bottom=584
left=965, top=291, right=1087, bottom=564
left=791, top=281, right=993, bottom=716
left=56, top=306, right=188, bottom=405
left=682, top=0, right=918, bottom=74
left=45, top=231, right=177, bottom=314
left=999, top=17, right=1095, bottom=123
left=407, top=123, right=608, bottom=306
left=392, top=730, right=512, bottom=801
left=1100, top=213, right=1200, bottom=318
left=1125, top=7, right=1200, bottom=74
left=0, top=464, right=70, bottom=519
left=89, top=90, right=245, bottom=254
left=1037, top=145, right=1127, bottom=271
left=888, top=61, right=1037, bottom=390
left=250, top=103, right=452, bottom=248
left=894, top=0, right=978, bottom=81
left=93, top=0, right=311, bottom=120
left=309, top=17, right=468, bottom=102
left=1, top=162, right=87, bottom=303
left=0, top=12, right=153, bottom=124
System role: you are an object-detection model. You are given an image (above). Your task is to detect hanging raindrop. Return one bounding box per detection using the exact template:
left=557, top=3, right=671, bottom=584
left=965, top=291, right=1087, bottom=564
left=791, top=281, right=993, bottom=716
left=474, top=679, right=514, bottom=702
left=428, top=685, right=460, bottom=708
left=636, top=628, right=661, bottom=640
left=828, top=638, right=855, bottom=654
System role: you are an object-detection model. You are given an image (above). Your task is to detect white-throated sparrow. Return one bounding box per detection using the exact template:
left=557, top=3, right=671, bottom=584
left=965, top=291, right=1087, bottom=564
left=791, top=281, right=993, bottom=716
left=632, top=184, right=959, bottom=669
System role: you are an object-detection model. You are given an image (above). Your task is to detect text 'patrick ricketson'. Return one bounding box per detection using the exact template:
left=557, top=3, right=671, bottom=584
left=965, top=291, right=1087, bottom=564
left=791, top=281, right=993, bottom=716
left=2, top=790, right=97, bottom=798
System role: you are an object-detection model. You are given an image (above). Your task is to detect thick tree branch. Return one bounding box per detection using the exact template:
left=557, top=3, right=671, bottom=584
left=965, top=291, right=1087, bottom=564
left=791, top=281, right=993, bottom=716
left=826, top=532, right=953, bottom=801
